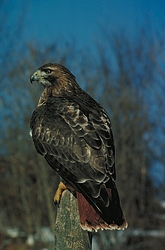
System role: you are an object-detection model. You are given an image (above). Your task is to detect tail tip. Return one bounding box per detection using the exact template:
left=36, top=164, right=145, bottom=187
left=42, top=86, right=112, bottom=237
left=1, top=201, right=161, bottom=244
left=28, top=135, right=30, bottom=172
left=80, top=218, right=128, bottom=232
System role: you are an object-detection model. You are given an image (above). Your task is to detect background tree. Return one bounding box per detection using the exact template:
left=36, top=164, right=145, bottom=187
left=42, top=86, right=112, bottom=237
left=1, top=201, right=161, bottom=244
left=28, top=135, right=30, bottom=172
left=0, top=21, right=165, bottom=250
left=86, top=30, right=165, bottom=250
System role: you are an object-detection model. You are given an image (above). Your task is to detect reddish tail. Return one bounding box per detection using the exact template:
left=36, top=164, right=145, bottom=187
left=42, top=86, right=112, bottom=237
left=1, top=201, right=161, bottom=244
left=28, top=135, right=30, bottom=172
left=76, top=191, right=128, bottom=232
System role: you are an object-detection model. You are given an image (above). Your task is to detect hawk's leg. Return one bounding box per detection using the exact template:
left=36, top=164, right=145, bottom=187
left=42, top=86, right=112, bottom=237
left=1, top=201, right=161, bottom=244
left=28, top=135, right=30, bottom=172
left=54, top=181, right=67, bottom=206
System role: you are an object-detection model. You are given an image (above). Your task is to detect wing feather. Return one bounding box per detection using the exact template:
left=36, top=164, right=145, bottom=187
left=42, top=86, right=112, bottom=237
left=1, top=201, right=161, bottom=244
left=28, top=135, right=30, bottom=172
left=30, top=97, right=115, bottom=182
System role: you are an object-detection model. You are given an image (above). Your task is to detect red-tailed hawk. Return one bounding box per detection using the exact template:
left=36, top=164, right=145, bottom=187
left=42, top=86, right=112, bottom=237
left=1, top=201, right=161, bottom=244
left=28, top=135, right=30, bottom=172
left=30, top=63, right=128, bottom=231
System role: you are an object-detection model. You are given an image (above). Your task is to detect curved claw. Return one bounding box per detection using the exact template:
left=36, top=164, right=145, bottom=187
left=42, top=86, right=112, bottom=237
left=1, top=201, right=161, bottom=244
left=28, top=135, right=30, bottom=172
left=54, top=182, right=67, bottom=206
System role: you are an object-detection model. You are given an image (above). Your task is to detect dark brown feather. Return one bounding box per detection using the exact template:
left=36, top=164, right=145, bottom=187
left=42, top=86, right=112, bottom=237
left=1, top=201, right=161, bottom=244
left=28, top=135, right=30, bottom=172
left=30, top=63, right=128, bottom=231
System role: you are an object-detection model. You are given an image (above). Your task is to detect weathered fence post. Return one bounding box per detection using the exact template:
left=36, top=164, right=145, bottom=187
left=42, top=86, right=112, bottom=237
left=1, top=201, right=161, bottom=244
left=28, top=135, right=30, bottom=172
left=54, top=190, right=92, bottom=250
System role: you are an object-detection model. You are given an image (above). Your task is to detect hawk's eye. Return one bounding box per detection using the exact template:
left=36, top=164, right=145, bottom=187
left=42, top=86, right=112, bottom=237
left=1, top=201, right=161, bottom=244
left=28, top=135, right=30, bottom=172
left=44, top=69, right=52, bottom=74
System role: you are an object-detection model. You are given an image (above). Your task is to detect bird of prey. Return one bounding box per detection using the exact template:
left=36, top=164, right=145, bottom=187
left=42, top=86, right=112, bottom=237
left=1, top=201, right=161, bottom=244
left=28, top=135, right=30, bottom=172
left=30, top=63, right=128, bottom=232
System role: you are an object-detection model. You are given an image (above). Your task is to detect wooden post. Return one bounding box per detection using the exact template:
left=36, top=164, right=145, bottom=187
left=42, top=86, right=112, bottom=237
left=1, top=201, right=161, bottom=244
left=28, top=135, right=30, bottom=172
left=54, top=190, right=92, bottom=250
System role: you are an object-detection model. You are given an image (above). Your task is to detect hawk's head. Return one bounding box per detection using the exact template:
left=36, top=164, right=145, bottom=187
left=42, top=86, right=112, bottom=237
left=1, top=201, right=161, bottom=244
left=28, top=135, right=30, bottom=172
left=30, top=63, right=76, bottom=88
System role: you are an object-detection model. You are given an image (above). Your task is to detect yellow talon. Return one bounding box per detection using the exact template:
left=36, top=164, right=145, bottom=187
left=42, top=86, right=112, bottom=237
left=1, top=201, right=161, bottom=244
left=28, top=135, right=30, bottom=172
left=54, top=182, right=67, bottom=205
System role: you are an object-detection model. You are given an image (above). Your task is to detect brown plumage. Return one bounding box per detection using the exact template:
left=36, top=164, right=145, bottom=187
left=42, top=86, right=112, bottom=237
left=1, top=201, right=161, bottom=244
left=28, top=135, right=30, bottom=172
left=30, top=63, right=128, bottom=232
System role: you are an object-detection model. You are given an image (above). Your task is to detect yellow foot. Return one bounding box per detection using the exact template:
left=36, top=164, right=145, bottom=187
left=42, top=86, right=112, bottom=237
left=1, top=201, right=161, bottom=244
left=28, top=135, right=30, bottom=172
left=54, top=182, right=67, bottom=206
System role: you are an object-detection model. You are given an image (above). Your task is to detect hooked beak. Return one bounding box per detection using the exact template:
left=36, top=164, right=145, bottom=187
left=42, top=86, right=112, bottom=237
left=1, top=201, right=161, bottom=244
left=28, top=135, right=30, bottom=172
left=30, top=70, right=40, bottom=83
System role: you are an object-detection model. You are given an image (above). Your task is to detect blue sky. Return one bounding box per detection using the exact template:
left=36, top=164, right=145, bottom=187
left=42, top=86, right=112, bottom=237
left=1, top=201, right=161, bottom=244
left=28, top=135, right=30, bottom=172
left=5, top=0, right=165, bottom=50
left=1, top=0, right=165, bottom=186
